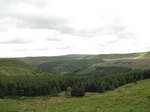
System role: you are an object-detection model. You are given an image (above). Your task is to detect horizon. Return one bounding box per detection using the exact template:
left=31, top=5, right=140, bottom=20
left=1, top=50, right=149, bottom=58
left=0, top=0, right=150, bottom=57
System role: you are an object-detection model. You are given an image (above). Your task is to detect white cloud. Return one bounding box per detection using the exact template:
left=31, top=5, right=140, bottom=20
left=0, top=0, right=150, bottom=57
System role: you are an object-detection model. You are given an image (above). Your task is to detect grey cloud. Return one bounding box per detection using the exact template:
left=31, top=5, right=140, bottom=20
left=107, top=39, right=119, bottom=44
left=8, top=12, right=74, bottom=35
left=106, top=18, right=133, bottom=39
left=57, top=45, right=73, bottom=50
left=68, top=17, right=131, bottom=38
left=0, top=1, right=135, bottom=39
left=33, top=48, right=49, bottom=51
left=97, top=43, right=109, bottom=47
left=46, top=37, right=62, bottom=42
left=0, top=38, right=28, bottom=44
left=97, top=40, right=118, bottom=47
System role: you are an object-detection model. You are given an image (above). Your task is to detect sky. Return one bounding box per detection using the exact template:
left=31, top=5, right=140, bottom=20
left=0, top=0, right=150, bottom=57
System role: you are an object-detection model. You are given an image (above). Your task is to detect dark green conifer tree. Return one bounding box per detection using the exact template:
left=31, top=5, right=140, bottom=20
left=7, top=83, right=17, bottom=96
left=17, top=84, right=24, bottom=96
left=76, top=88, right=85, bottom=97
left=0, top=88, right=4, bottom=98
left=71, top=86, right=78, bottom=97
left=51, top=86, right=58, bottom=97
left=98, top=84, right=105, bottom=93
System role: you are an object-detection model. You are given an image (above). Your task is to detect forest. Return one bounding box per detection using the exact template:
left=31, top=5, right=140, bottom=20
left=0, top=69, right=150, bottom=98
left=37, top=59, right=138, bottom=76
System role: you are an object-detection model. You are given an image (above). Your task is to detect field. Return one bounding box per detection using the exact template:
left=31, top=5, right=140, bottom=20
left=0, top=79, right=149, bottom=112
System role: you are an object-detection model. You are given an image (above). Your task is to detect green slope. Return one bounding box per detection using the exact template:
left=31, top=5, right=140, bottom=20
left=19, top=51, right=150, bottom=66
left=18, top=55, right=91, bottom=65
left=0, top=58, right=53, bottom=76
left=92, top=51, right=150, bottom=60
left=18, top=51, right=150, bottom=76
left=37, top=59, right=104, bottom=76
left=0, top=79, right=149, bottom=112
left=95, top=59, right=150, bottom=69
left=37, top=59, right=138, bottom=76
left=43, top=79, right=150, bottom=112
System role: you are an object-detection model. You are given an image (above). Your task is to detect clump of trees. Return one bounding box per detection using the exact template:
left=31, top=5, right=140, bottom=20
left=70, top=86, right=85, bottom=97
left=0, top=69, right=150, bottom=98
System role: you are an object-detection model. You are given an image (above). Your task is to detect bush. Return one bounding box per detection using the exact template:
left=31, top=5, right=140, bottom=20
left=0, top=88, right=4, bottom=98
left=76, top=88, right=85, bottom=97
left=71, top=86, right=85, bottom=97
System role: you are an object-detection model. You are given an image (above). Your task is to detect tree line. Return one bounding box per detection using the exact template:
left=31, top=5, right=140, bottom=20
left=0, top=69, right=150, bottom=98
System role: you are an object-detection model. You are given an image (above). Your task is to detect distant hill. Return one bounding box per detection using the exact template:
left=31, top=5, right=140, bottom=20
left=95, top=59, right=150, bottom=69
left=37, top=59, right=105, bottom=76
left=18, top=55, right=92, bottom=65
left=18, top=51, right=150, bottom=76
left=0, top=59, right=53, bottom=76
left=89, top=51, right=150, bottom=60
left=19, top=51, right=150, bottom=65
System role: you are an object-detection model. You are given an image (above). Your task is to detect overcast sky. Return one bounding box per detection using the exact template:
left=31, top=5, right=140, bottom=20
left=0, top=0, right=150, bottom=57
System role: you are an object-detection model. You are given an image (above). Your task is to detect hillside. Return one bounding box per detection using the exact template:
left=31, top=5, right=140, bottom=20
left=18, top=51, right=150, bottom=76
left=37, top=59, right=105, bottom=76
left=0, top=58, right=53, bottom=76
left=95, top=59, right=150, bottom=69
left=92, top=51, right=150, bottom=60
left=37, top=59, right=138, bottom=76
left=18, top=51, right=150, bottom=66
left=0, top=79, right=149, bottom=112
left=18, top=55, right=92, bottom=65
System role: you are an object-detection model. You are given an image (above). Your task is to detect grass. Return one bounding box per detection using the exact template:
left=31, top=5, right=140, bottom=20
left=0, top=79, right=150, bottom=112
left=0, top=59, right=53, bottom=76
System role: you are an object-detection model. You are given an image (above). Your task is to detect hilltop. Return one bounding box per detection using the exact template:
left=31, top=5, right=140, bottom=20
left=18, top=51, right=150, bottom=65
left=0, top=58, right=53, bottom=76
left=92, top=51, right=150, bottom=60
left=18, top=55, right=91, bottom=66
left=17, top=51, right=150, bottom=76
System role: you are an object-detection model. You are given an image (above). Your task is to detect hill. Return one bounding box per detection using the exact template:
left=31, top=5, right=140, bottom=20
left=37, top=59, right=138, bottom=76
left=92, top=51, right=150, bottom=60
left=18, top=55, right=92, bottom=66
left=18, top=51, right=150, bottom=76
left=0, top=58, right=53, bottom=76
left=0, top=79, right=149, bottom=112
left=95, top=59, right=150, bottom=69
left=37, top=59, right=105, bottom=76
left=18, top=51, right=150, bottom=65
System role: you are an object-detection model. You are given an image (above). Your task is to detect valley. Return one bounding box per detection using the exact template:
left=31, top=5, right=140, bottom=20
left=0, top=51, right=150, bottom=112
left=0, top=79, right=149, bottom=112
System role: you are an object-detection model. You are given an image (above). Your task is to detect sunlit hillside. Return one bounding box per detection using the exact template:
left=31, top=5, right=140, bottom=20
left=0, top=59, right=53, bottom=76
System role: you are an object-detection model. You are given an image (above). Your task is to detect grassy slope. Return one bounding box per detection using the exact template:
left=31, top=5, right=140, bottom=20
left=18, top=51, right=150, bottom=76
left=93, top=51, right=150, bottom=70
left=0, top=58, right=52, bottom=76
left=18, top=55, right=90, bottom=65
left=93, top=51, right=150, bottom=60
left=18, top=51, right=150, bottom=66
left=0, top=79, right=149, bottom=112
